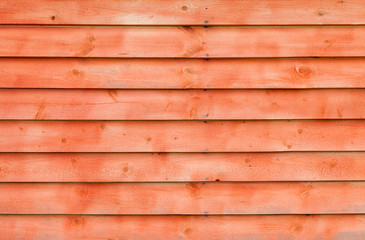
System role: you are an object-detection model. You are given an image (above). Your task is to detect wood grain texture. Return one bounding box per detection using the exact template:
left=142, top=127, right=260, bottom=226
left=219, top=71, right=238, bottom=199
left=1, top=0, right=365, bottom=25
left=1, top=26, right=365, bottom=57
left=2, top=58, right=365, bottom=89
left=1, top=120, right=365, bottom=152
left=1, top=152, right=365, bottom=182
left=0, top=182, right=365, bottom=214
left=3, top=0, right=365, bottom=237
left=2, top=89, right=365, bottom=120
left=1, top=215, right=365, bottom=240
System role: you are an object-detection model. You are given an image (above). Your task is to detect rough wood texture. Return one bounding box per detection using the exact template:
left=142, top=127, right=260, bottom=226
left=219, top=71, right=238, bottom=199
left=0, top=182, right=364, bottom=214
left=2, top=58, right=365, bottom=89
left=1, top=27, right=365, bottom=57
left=1, top=152, right=364, bottom=182
left=1, top=0, right=364, bottom=25
left=1, top=215, right=365, bottom=240
left=1, top=120, right=365, bottom=152
left=2, top=89, right=365, bottom=120
left=2, top=1, right=365, bottom=238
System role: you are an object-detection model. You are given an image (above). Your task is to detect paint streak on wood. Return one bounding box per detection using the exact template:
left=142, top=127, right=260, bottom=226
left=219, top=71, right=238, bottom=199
left=2, top=58, right=365, bottom=89
left=0, top=182, right=364, bottom=214
left=0, top=152, right=364, bottom=182
left=0, top=27, right=365, bottom=57
left=2, top=89, right=365, bottom=120
left=1, top=120, right=365, bottom=152
left=0, top=0, right=364, bottom=25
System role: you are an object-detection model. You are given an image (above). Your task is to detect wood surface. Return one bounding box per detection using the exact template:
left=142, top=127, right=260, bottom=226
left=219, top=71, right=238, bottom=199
left=2, top=1, right=365, bottom=238
left=1, top=152, right=364, bottom=182
left=1, top=120, right=365, bottom=152
left=1, top=0, right=365, bottom=25
left=2, top=58, right=365, bottom=89
left=0, top=182, right=364, bottom=214
left=0, top=27, right=365, bottom=57
left=2, top=89, right=365, bottom=120
left=1, top=215, right=365, bottom=240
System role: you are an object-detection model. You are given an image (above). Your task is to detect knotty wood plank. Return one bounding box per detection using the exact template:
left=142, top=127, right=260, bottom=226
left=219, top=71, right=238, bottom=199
left=2, top=58, right=365, bottom=89
left=1, top=215, right=365, bottom=239
left=1, top=0, right=365, bottom=25
left=1, top=26, right=365, bottom=57
left=1, top=152, right=365, bottom=182
left=0, top=182, right=364, bottom=214
left=2, top=89, right=365, bottom=120
left=2, top=120, right=365, bottom=152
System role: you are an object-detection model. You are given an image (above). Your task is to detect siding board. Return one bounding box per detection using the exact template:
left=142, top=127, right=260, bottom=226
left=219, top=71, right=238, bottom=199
left=1, top=152, right=365, bottom=182
left=2, top=58, right=365, bottom=89
left=1, top=26, right=365, bottom=57
left=0, top=182, right=364, bottom=214
left=1, top=215, right=365, bottom=240
left=2, top=89, right=365, bottom=120
left=1, top=0, right=365, bottom=26
left=1, top=120, right=365, bottom=152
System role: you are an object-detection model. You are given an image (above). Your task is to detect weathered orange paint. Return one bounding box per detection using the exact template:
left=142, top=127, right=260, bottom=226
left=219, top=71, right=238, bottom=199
left=1, top=152, right=364, bottom=182
left=1, top=0, right=365, bottom=25
left=2, top=89, right=365, bottom=120
left=1, top=1, right=365, bottom=239
left=0, top=120, right=365, bottom=152
left=0, top=27, right=365, bottom=57
left=2, top=58, right=365, bottom=89
left=1, top=215, right=365, bottom=240
left=0, top=182, right=364, bottom=214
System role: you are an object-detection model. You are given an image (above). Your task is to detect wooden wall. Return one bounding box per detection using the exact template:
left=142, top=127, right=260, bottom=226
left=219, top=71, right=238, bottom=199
left=1, top=0, right=365, bottom=239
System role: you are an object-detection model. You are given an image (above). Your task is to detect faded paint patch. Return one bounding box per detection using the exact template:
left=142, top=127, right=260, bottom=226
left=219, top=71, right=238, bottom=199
left=335, top=232, right=365, bottom=240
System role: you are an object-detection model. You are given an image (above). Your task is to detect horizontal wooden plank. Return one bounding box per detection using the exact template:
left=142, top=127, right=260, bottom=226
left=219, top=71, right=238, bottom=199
left=1, top=120, right=365, bottom=152
left=1, top=0, right=365, bottom=25
left=2, top=58, right=365, bottom=89
left=0, top=182, right=364, bottom=214
left=2, top=89, right=365, bottom=120
left=1, top=215, right=365, bottom=240
left=1, top=27, right=365, bottom=57
left=1, top=152, right=365, bottom=182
